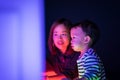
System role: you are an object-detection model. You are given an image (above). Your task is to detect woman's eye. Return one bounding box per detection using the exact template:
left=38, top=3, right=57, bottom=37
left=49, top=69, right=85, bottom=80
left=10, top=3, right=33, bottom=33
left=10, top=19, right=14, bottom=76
left=54, top=34, right=58, bottom=36
left=62, top=34, right=67, bottom=36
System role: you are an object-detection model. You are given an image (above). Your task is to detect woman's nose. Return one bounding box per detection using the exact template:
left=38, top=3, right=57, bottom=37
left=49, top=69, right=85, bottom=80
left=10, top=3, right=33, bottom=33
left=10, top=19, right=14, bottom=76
left=58, top=35, right=62, bottom=39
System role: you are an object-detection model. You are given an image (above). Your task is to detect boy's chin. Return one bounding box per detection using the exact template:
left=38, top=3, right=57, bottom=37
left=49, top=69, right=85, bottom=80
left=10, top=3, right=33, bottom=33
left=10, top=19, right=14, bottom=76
left=72, top=48, right=80, bottom=52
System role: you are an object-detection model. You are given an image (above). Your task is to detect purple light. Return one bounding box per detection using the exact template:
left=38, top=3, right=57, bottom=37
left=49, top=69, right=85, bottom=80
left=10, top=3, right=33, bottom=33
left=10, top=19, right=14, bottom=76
left=0, top=0, right=45, bottom=80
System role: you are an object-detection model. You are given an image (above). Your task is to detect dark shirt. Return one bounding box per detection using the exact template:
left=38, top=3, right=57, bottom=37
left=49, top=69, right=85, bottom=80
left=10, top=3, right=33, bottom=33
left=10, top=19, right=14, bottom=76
left=46, top=50, right=80, bottom=79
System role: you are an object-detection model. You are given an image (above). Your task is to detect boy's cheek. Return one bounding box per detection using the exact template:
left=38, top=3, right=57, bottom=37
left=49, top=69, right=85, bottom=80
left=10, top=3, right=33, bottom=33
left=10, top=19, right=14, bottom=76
left=74, top=40, right=80, bottom=44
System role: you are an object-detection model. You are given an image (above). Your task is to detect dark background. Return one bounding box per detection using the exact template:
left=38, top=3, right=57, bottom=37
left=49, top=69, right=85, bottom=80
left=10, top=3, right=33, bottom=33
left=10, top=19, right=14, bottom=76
left=45, top=0, right=120, bottom=80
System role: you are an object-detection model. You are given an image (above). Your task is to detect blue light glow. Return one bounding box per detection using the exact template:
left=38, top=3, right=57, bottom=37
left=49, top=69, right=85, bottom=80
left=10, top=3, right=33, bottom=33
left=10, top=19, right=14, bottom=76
left=0, top=0, right=45, bottom=80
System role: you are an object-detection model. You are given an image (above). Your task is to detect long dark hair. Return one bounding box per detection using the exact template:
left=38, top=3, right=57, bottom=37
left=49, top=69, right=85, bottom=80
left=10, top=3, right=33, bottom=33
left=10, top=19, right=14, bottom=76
left=48, top=18, right=73, bottom=55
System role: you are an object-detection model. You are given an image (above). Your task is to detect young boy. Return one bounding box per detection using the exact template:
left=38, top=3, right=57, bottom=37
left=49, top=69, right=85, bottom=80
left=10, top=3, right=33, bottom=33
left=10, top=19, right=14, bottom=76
left=70, top=20, right=106, bottom=80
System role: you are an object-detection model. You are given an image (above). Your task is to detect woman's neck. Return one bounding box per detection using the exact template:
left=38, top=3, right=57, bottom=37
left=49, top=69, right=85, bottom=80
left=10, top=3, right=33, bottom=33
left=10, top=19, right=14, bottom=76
left=60, top=48, right=67, bottom=54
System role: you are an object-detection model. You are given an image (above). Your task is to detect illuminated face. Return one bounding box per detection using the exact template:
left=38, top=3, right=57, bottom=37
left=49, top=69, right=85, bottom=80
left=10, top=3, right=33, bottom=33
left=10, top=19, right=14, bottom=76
left=53, top=24, right=70, bottom=52
left=70, top=26, right=86, bottom=52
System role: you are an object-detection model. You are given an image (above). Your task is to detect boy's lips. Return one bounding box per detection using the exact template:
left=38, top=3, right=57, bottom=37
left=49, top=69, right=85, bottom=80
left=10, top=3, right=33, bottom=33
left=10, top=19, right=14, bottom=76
left=71, top=43, right=74, bottom=47
left=71, top=46, right=74, bottom=49
left=71, top=44, right=74, bottom=48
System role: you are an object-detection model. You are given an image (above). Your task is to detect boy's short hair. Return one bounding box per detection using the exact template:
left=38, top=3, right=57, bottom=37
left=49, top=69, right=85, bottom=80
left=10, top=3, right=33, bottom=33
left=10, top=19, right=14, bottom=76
left=72, top=20, right=100, bottom=47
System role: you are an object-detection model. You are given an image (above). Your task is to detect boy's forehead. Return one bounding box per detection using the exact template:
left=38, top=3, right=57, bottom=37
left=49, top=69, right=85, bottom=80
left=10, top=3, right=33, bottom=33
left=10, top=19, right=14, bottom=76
left=71, top=26, right=85, bottom=35
left=71, top=27, right=82, bottom=32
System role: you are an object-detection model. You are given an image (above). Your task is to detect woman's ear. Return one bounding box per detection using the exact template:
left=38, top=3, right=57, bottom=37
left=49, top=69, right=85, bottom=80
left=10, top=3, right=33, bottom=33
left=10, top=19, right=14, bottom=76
left=84, top=36, right=91, bottom=44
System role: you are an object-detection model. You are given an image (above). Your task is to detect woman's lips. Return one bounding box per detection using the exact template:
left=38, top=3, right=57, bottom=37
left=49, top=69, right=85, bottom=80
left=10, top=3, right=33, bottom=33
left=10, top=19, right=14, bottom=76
left=57, top=41, right=64, bottom=45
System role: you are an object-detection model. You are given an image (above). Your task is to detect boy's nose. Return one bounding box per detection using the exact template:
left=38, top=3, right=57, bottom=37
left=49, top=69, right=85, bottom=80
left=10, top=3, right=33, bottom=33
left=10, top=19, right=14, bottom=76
left=71, top=40, right=73, bottom=44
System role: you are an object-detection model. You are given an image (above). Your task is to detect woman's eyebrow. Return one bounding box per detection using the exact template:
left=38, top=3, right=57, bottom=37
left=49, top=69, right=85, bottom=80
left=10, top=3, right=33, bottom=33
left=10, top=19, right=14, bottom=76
left=62, top=31, right=68, bottom=33
left=53, top=31, right=58, bottom=33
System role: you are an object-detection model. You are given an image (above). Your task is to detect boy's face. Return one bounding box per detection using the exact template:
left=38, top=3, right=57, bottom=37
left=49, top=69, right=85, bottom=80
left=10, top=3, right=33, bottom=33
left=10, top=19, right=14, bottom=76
left=70, top=26, right=86, bottom=52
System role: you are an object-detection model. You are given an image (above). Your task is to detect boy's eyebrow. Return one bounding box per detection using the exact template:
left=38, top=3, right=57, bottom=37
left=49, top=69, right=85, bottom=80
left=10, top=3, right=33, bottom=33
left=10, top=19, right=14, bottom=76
left=72, top=33, right=79, bottom=36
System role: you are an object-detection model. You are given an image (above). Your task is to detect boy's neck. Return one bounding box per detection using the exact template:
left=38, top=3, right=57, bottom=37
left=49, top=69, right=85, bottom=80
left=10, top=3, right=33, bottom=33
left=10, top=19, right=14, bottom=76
left=79, top=46, right=89, bottom=58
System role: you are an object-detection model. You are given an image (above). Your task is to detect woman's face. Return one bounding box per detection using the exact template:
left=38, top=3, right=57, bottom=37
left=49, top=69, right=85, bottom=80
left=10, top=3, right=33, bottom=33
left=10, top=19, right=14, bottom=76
left=53, top=24, right=70, bottom=52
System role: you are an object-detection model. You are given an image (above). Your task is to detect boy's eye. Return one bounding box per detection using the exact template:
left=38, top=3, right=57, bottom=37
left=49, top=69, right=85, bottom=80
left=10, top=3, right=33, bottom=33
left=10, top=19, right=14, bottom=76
left=72, top=36, right=76, bottom=39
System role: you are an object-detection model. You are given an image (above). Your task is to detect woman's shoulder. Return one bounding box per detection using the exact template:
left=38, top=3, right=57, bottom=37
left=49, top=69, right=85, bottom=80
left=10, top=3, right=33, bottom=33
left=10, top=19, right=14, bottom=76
left=73, top=51, right=80, bottom=56
left=68, top=51, right=80, bottom=59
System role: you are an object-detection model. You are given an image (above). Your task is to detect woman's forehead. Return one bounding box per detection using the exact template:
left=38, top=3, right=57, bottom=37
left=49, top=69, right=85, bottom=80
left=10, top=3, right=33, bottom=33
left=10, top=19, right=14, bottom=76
left=53, top=24, right=68, bottom=33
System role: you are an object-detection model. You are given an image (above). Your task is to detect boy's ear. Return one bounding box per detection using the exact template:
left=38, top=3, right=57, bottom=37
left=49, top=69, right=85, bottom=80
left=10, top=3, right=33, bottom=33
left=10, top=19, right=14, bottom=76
left=84, top=36, right=91, bottom=44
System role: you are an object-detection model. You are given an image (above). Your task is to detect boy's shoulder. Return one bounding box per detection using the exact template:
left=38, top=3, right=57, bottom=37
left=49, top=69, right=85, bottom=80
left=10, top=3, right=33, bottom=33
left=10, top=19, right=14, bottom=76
left=83, top=48, right=98, bottom=58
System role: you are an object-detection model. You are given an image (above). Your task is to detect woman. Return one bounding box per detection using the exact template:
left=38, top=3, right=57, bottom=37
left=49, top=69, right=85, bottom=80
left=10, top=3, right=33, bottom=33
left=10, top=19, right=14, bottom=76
left=46, top=18, right=80, bottom=80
